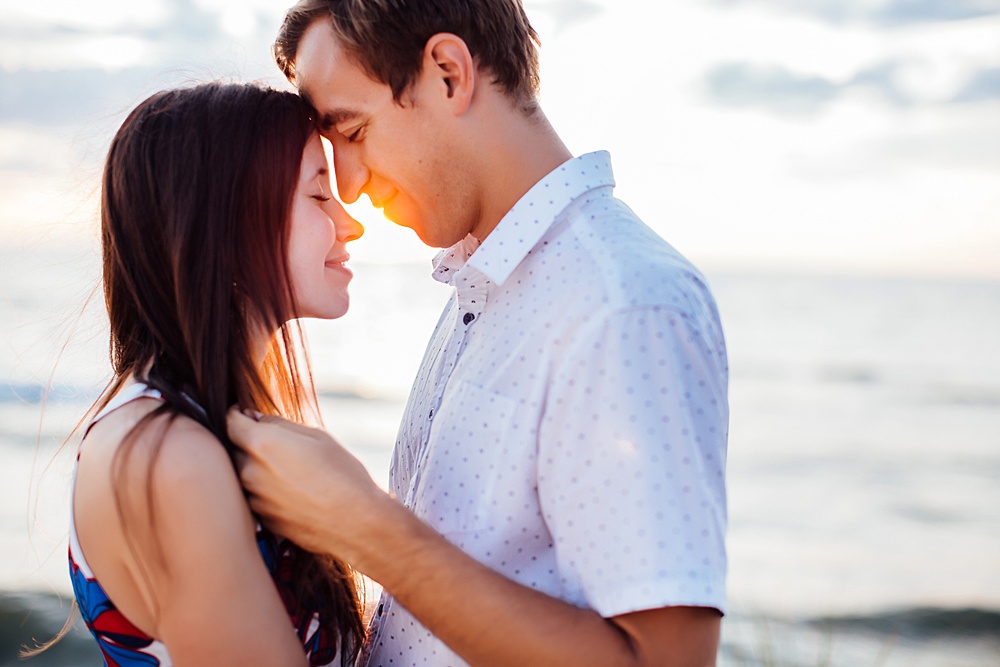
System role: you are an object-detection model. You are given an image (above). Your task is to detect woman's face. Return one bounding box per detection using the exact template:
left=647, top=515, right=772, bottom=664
left=287, top=133, right=364, bottom=320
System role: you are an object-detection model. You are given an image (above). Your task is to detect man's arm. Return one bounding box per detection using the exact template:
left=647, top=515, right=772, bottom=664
left=228, top=410, right=721, bottom=666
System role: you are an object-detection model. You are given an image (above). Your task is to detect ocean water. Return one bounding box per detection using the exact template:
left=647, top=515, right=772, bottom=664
left=1, top=242, right=999, bottom=666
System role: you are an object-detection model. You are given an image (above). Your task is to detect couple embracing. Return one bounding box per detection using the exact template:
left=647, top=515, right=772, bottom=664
left=68, top=1, right=729, bottom=665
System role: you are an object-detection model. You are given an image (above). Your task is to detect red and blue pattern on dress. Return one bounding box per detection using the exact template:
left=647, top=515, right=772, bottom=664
left=68, top=383, right=346, bottom=666
left=69, top=546, right=166, bottom=667
left=256, top=528, right=342, bottom=666
left=68, top=524, right=343, bottom=667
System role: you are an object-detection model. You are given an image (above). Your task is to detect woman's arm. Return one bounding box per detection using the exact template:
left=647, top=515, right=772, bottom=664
left=75, top=404, right=309, bottom=667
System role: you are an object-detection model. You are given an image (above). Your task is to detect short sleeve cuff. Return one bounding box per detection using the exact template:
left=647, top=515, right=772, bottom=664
left=587, top=575, right=728, bottom=618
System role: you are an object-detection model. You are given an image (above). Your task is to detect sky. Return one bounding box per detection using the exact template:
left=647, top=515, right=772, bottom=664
left=0, top=0, right=998, bottom=278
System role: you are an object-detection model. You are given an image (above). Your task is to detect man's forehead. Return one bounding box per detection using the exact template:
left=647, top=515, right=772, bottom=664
left=294, top=21, right=382, bottom=122
left=297, top=74, right=365, bottom=131
left=294, top=20, right=351, bottom=94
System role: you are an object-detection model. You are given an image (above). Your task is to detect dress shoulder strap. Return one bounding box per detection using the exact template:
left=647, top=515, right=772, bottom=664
left=85, top=382, right=163, bottom=437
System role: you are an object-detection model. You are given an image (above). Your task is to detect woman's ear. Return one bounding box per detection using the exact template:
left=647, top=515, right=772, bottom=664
left=421, top=33, right=476, bottom=114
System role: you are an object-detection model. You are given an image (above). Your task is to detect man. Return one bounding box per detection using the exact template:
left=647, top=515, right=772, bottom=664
left=228, top=1, right=729, bottom=665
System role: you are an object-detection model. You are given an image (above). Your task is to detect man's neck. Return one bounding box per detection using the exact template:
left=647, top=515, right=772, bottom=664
left=467, top=105, right=572, bottom=242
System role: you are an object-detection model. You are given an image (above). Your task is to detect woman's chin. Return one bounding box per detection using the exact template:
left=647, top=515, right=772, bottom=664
left=294, top=299, right=350, bottom=322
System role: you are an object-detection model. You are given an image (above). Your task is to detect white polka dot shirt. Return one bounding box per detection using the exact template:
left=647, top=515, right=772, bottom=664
left=361, top=151, right=729, bottom=667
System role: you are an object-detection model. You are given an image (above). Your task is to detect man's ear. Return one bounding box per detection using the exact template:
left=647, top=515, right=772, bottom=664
left=422, top=33, right=476, bottom=114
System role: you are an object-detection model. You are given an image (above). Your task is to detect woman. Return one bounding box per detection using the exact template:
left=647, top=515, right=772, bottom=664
left=68, top=82, right=365, bottom=666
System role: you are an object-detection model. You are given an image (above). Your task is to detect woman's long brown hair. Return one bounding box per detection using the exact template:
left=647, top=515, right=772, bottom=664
left=98, top=82, right=363, bottom=661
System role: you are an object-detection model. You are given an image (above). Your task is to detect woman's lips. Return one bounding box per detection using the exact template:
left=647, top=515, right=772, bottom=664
left=325, top=254, right=352, bottom=276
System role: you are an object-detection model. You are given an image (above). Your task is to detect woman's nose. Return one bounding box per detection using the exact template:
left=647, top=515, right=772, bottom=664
left=330, top=199, right=364, bottom=242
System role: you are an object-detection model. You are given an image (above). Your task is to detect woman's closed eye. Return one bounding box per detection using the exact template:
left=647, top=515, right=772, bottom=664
left=313, top=176, right=331, bottom=202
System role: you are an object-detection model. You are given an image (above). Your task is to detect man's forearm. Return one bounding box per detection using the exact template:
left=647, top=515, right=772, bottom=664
left=225, top=410, right=719, bottom=665
left=350, top=495, right=719, bottom=667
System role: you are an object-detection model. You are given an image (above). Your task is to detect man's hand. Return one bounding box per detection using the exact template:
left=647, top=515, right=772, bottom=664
left=226, top=408, right=387, bottom=561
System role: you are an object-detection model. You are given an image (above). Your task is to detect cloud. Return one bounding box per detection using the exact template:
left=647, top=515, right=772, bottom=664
left=141, top=0, right=228, bottom=43
left=0, top=0, right=278, bottom=75
left=703, top=61, right=916, bottom=114
left=0, top=68, right=142, bottom=125
left=847, top=61, right=912, bottom=107
left=526, top=0, right=604, bottom=32
left=703, top=63, right=840, bottom=114
left=0, top=0, right=220, bottom=45
left=0, top=0, right=284, bottom=128
left=874, top=0, right=1000, bottom=27
left=950, top=67, right=1000, bottom=103
left=788, top=117, right=1000, bottom=180
left=878, top=123, right=1000, bottom=171
left=710, top=0, right=1000, bottom=26
left=703, top=60, right=1000, bottom=115
left=710, top=0, right=864, bottom=24
left=0, top=67, right=236, bottom=127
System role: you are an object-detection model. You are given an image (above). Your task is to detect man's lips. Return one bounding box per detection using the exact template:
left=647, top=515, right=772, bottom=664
left=370, top=192, right=396, bottom=210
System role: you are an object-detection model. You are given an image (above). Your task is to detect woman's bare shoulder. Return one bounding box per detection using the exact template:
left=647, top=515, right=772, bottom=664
left=77, top=397, right=239, bottom=503
left=77, top=399, right=307, bottom=663
left=73, top=397, right=253, bottom=635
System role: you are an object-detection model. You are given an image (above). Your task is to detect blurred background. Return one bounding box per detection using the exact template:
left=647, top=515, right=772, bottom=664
left=1, top=0, right=998, bottom=665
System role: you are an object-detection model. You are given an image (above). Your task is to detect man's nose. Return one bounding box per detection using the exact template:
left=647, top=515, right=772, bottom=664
left=332, top=140, right=367, bottom=205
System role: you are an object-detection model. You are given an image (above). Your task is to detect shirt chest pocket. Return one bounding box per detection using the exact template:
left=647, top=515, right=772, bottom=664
left=410, top=380, right=517, bottom=536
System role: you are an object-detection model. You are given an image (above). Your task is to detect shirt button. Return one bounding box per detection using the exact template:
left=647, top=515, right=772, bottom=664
left=428, top=408, right=434, bottom=419
left=463, top=312, right=475, bottom=325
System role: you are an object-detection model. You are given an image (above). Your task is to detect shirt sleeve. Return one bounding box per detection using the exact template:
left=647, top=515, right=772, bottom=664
left=537, top=303, right=729, bottom=617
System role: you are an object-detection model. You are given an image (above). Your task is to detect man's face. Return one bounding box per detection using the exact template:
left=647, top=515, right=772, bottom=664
left=294, top=20, right=478, bottom=248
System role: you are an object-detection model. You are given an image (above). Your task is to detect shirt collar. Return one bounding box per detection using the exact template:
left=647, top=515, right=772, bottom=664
left=469, top=151, right=615, bottom=286
left=430, top=151, right=615, bottom=287
left=431, top=233, right=480, bottom=285
left=430, top=233, right=490, bottom=320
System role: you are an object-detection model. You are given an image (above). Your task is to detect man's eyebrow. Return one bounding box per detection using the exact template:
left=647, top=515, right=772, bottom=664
left=299, top=90, right=361, bottom=131
left=317, top=109, right=361, bottom=131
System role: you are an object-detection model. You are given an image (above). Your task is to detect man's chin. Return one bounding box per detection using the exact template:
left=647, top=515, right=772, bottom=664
left=400, top=221, right=447, bottom=249
left=383, top=211, right=420, bottom=234
left=383, top=212, right=462, bottom=249
left=415, top=230, right=447, bottom=249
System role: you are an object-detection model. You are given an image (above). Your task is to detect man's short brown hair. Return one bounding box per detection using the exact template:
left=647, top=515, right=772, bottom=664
left=274, top=0, right=541, bottom=112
